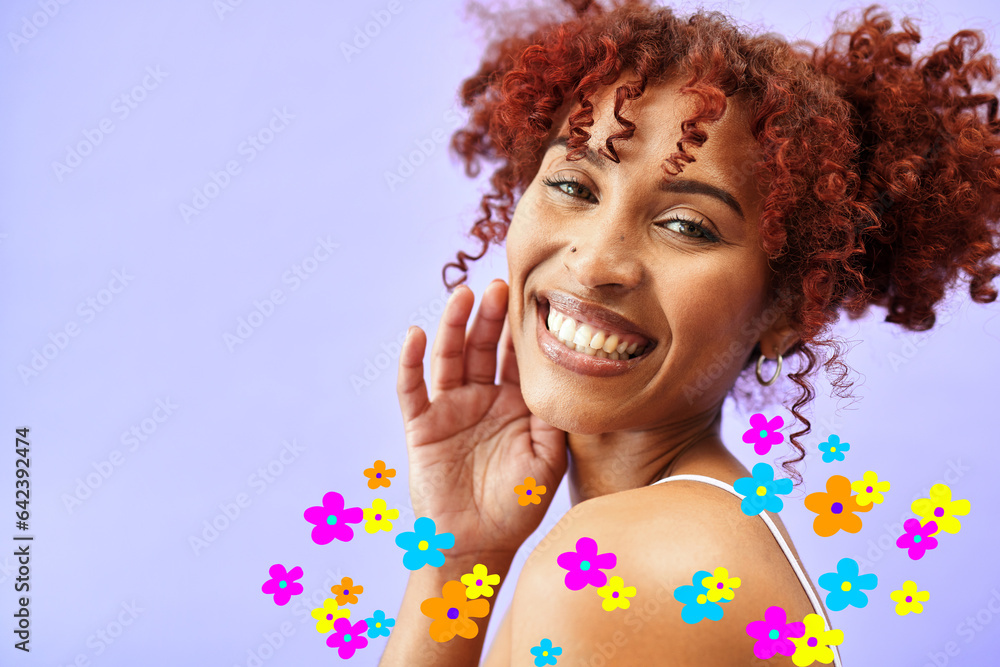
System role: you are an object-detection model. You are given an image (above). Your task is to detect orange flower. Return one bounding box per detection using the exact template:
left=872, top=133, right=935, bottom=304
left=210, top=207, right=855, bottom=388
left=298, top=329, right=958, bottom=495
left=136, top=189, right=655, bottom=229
left=332, top=577, right=363, bottom=605
left=805, top=475, right=873, bottom=536
left=420, top=580, right=490, bottom=642
left=514, top=477, right=546, bottom=506
left=364, top=460, right=396, bottom=489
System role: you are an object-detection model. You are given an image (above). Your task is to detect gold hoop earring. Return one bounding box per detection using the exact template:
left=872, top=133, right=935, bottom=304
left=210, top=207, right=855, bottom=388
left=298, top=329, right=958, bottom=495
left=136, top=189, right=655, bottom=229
left=755, top=352, right=783, bottom=386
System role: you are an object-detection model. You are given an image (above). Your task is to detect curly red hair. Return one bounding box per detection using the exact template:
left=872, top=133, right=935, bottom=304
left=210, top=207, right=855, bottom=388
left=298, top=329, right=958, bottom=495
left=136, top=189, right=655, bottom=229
left=441, top=0, right=1000, bottom=481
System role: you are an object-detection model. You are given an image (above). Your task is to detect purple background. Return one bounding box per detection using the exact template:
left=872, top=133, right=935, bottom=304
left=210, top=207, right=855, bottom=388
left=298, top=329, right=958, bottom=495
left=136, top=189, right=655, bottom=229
left=1, top=0, right=998, bottom=665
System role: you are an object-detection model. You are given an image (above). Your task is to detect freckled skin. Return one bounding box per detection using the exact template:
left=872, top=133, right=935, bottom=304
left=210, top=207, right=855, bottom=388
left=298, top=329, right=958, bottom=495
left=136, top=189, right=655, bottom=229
left=505, top=70, right=798, bottom=503
left=480, top=71, right=827, bottom=667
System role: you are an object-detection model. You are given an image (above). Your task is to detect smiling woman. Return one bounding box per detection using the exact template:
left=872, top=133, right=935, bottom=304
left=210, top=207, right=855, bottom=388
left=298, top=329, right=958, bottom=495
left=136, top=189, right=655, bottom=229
left=380, top=1, right=1000, bottom=665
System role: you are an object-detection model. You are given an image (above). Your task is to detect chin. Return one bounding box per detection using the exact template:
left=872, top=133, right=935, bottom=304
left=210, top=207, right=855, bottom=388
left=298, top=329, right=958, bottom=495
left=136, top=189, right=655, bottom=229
left=520, top=384, right=612, bottom=436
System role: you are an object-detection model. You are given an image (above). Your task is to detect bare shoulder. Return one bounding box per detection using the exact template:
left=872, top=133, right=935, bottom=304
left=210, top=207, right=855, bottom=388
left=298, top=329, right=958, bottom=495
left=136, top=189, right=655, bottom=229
left=506, top=480, right=815, bottom=666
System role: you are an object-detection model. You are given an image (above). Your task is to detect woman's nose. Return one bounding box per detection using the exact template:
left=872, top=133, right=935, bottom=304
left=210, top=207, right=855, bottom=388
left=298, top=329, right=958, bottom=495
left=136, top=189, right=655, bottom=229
left=564, top=223, right=642, bottom=290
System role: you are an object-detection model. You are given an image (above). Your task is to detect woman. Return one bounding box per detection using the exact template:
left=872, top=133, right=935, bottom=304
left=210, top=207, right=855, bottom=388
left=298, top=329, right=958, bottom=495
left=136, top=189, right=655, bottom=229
left=381, top=1, right=1000, bottom=664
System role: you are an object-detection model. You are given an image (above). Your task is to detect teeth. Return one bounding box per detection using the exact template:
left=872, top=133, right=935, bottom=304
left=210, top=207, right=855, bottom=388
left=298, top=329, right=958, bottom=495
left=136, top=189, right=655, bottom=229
left=573, top=324, right=595, bottom=348
left=545, top=304, right=648, bottom=360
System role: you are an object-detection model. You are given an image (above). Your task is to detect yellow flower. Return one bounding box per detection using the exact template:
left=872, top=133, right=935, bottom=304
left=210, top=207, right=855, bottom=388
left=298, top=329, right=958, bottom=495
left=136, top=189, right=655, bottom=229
left=363, top=498, right=399, bottom=534
left=596, top=576, right=636, bottom=611
left=851, top=471, right=890, bottom=506
left=700, top=566, right=741, bottom=602
left=912, top=484, right=970, bottom=535
left=460, top=564, right=501, bottom=599
left=310, top=597, right=350, bottom=633
left=790, top=613, right=844, bottom=665
left=890, top=580, right=929, bottom=616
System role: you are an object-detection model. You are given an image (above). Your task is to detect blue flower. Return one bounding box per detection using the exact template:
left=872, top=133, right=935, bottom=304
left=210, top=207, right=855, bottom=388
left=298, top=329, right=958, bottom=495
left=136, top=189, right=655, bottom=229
left=364, top=609, right=395, bottom=638
left=818, top=434, right=850, bottom=463
left=673, top=570, right=726, bottom=624
left=530, top=638, right=562, bottom=666
left=733, top=463, right=794, bottom=516
left=817, top=557, right=877, bottom=611
left=394, top=517, right=455, bottom=570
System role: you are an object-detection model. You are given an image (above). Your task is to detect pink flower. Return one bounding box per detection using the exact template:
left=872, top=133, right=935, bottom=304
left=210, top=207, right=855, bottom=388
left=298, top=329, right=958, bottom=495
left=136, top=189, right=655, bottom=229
left=261, top=564, right=304, bottom=606
left=326, top=617, right=370, bottom=658
left=304, top=492, right=364, bottom=545
left=556, top=537, right=617, bottom=590
left=896, top=518, right=939, bottom=560
left=746, top=605, right=805, bottom=659
left=743, top=413, right=784, bottom=455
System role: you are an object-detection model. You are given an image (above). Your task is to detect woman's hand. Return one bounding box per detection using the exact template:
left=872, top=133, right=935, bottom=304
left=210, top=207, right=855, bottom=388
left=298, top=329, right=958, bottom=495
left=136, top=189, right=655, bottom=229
left=396, top=278, right=568, bottom=560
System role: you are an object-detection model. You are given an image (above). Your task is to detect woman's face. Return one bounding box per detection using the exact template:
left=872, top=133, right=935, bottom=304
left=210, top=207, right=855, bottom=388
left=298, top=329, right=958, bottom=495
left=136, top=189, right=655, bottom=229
left=505, top=72, right=784, bottom=436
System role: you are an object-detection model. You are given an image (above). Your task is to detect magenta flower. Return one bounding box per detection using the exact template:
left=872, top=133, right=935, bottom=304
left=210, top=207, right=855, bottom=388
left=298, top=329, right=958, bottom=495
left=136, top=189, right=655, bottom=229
left=556, top=537, right=617, bottom=590
left=742, top=413, right=784, bottom=455
left=261, top=563, right=304, bottom=606
left=896, top=518, right=939, bottom=560
left=304, top=491, right=364, bottom=545
left=326, top=617, right=370, bottom=658
left=745, top=605, right=805, bottom=659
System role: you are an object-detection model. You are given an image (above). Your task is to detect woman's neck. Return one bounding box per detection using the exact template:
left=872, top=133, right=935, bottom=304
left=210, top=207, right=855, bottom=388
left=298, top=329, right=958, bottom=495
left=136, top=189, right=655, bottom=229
left=564, top=411, right=744, bottom=505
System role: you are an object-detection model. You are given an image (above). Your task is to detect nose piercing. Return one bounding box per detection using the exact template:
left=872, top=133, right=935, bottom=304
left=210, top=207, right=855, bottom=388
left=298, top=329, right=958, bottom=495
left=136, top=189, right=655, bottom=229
left=570, top=246, right=576, bottom=252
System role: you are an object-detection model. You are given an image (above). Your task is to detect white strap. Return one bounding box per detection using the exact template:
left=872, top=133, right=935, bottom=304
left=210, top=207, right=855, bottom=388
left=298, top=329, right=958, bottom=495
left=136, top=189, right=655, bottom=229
left=652, top=474, right=843, bottom=667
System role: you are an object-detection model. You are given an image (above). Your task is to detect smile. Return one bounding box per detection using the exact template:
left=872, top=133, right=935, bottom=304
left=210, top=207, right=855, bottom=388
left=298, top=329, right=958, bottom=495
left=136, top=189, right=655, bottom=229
left=534, top=298, right=654, bottom=377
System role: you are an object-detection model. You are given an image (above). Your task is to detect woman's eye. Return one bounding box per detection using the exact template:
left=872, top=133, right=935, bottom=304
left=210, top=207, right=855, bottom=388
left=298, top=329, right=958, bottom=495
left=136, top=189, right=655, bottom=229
left=541, top=176, right=594, bottom=201
left=658, top=217, right=719, bottom=243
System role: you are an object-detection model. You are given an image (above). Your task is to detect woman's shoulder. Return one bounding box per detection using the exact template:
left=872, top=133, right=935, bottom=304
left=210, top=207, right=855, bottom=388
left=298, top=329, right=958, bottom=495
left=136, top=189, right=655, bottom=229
left=508, top=478, right=814, bottom=665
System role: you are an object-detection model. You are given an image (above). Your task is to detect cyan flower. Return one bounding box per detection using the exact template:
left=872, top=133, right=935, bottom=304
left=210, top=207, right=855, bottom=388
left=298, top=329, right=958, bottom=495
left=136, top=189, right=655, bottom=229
left=817, top=557, right=877, bottom=611
left=530, top=638, right=562, bottom=666
left=818, top=434, right=850, bottom=463
left=733, top=463, right=794, bottom=516
left=673, top=570, right=726, bottom=624
left=394, top=517, right=455, bottom=570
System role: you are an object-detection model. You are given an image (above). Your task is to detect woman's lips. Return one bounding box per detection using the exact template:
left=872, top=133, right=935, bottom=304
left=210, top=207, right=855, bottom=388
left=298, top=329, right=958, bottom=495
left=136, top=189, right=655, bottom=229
left=534, top=298, right=652, bottom=377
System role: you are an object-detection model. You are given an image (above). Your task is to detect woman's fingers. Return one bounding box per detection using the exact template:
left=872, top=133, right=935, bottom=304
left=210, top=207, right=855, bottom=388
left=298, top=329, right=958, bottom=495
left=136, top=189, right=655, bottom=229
left=498, top=311, right=520, bottom=386
left=464, top=279, right=508, bottom=385
left=396, top=325, right=430, bottom=424
left=428, top=285, right=474, bottom=401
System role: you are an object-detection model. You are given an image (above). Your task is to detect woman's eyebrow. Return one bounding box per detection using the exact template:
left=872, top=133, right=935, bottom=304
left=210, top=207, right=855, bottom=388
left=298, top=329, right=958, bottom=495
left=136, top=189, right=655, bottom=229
left=545, top=134, right=746, bottom=222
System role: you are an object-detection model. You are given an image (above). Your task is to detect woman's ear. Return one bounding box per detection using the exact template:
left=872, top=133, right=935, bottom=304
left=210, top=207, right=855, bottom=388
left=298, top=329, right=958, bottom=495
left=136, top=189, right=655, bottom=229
left=758, top=311, right=800, bottom=359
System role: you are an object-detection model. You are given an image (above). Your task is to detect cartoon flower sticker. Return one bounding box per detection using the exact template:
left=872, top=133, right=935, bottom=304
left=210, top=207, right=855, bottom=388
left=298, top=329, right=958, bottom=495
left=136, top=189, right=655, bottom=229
left=896, top=518, right=939, bottom=560
left=363, top=498, right=399, bottom=534
left=460, top=563, right=501, bottom=599
left=912, top=483, right=971, bottom=535
left=325, top=617, right=369, bottom=658
left=804, top=475, right=873, bottom=536
left=394, top=517, right=456, bottom=570
left=515, top=477, right=547, bottom=506
left=733, top=463, right=793, bottom=516
left=556, top=537, right=617, bottom=590
left=850, top=470, right=890, bottom=506
left=364, top=609, right=395, bottom=638
left=673, top=570, right=726, bottom=624
left=332, top=576, right=363, bottom=605
left=261, top=564, right=304, bottom=606
left=364, top=460, right=395, bottom=489
left=310, top=598, right=350, bottom=633
left=745, top=606, right=805, bottom=660
left=890, top=580, right=929, bottom=616
left=817, top=558, right=878, bottom=611
left=743, top=412, right=784, bottom=455
left=597, top=576, right=636, bottom=611
left=420, top=580, right=490, bottom=642
left=789, top=613, right=844, bottom=665
left=818, top=434, right=850, bottom=463
left=531, top=638, right=562, bottom=666
left=700, top=567, right=741, bottom=603
left=303, top=491, right=363, bottom=545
